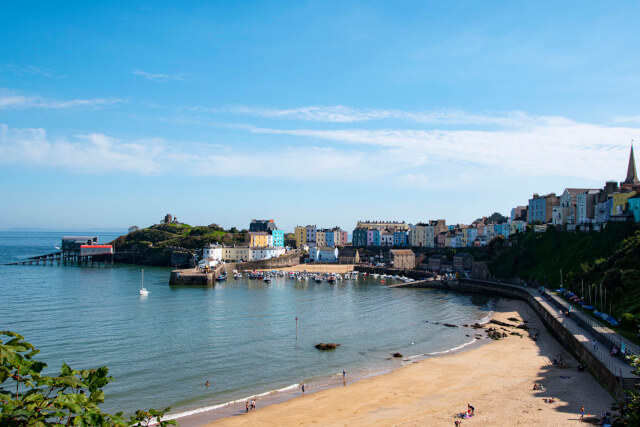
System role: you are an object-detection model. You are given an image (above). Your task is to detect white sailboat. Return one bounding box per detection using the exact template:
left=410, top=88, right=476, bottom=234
left=140, top=269, right=150, bottom=296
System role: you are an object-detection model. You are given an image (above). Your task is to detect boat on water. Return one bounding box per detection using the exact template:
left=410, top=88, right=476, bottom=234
left=315, top=276, right=323, bottom=283
left=263, top=276, right=271, bottom=283
left=328, top=276, right=336, bottom=284
left=217, top=273, right=228, bottom=281
left=139, top=269, right=150, bottom=296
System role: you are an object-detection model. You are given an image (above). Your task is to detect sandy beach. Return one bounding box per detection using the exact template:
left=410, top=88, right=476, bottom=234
left=201, top=299, right=613, bottom=426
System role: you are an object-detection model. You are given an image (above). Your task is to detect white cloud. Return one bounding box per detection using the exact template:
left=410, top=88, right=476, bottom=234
left=251, top=118, right=640, bottom=181
left=0, top=90, right=123, bottom=110
left=220, top=104, right=554, bottom=127
left=133, top=70, right=188, bottom=82
left=0, top=125, right=162, bottom=174
left=0, top=124, right=404, bottom=180
left=3, top=108, right=639, bottom=186
left=0, top=63, right=55, bottom=77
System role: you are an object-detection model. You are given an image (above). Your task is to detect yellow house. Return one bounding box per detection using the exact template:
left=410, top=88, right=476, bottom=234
left=248, top=231, right=270, bottom=248
left=294, top=226, right=307, bottom=248
left=316, top=231, right=326, bottom=247
left=612, top=191, right=636, bottom=216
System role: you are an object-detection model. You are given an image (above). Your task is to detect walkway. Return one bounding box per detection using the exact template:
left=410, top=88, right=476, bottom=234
left=526, top=287, right=636, bottom=380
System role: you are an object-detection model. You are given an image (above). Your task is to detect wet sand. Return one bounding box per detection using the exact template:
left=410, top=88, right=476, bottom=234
left=197, top=299, right=613, bottom=426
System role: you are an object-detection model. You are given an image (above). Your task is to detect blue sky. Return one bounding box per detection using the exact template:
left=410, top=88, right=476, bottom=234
left=2, top=1, right=640, bottom=232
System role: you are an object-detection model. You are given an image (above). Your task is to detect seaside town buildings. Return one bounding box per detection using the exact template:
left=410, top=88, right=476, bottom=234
left=201, top=145, right=640, bottom=270
left=294, top=225, right=349, bottom=248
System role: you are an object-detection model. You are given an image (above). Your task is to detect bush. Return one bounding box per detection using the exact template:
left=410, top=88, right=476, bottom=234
left=0, top=331, right=176, bottom=426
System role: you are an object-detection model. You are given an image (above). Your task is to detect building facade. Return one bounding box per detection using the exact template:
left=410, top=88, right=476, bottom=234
left=352, top=228, right=368, bottom=247
left=309, top=247, right=339, bottom=263
left=527, top=193, right=559, bottom=224
left=294, top=226, right=307, bottom=249
left=390, top=249, right=415, bottom=270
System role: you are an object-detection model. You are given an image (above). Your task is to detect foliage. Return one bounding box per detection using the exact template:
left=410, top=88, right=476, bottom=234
left=486, top=212, right=508, bottom=224
left=488, top=222, right=640, bottom=317
left=0, top=331, right=177, bottom=427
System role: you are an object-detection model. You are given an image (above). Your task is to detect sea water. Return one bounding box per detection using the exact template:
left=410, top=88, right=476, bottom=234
left=0, top=231, right=493, bottom=423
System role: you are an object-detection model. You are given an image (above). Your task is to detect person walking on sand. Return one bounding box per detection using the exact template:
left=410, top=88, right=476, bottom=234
left=580, top=404, right=585, bottom=420
left=251, top=399, right=256, bottom=411
left=301, top=383, right=305, bottom=395
left=246, top=401, right=249, bottom=413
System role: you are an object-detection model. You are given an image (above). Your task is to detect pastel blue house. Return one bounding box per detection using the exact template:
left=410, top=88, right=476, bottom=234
left=372, top=229, right=381, bottom=246
left=495, top=223, right=510, bottom=237
left=393, top=231, right=407, bottom=246
left=465, top=228, right=478, bottom=246
left=271, top=230, right=285, bottom=247
left=325, top=231, right=335, bottom=247
left=629, top=195, right=640, bottom=222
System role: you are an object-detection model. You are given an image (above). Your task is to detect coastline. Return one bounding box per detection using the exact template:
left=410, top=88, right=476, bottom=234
left=168, top=303, right=494, bottom=427
left=182, top=298, right=613, bottom=426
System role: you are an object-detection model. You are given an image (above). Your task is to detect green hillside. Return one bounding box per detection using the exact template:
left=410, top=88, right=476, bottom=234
left=109, top=223, right=246, bottom=266
left=489, top=222, right=640, bottom=325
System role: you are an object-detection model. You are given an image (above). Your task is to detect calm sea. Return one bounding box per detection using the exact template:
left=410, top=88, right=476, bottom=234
left=0, top=231, right=493, bottom=424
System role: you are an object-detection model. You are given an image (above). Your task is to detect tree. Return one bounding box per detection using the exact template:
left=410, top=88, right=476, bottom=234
left=0, top=331, right=177, bottom=426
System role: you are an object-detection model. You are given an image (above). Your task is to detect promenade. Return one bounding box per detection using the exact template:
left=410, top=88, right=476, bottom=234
left=530, top=287, right=640, bottom=385
left=390, top=277, right=640, bottom=395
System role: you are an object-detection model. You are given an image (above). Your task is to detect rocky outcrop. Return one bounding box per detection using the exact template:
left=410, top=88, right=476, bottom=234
left=315, top=343, right=339, bottom=350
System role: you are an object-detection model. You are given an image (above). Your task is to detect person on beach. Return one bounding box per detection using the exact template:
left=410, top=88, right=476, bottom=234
left=467, top=404, right=474, bottom=416
left=580, top=404, right=585, bottom=420
left=343, top=370, right=346, bottom=379
left=246, top=401, right=249, bottom=413
left=251, top=399, right=256, bottom=410
left=302, top=383, right=305, bottom=395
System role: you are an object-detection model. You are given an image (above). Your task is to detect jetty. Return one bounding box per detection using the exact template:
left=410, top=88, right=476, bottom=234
left=3, top=236, right=114, bottom=266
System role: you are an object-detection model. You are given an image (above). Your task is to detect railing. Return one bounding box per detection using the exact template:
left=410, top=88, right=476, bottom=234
left=541, top=290, right=639, bottom=361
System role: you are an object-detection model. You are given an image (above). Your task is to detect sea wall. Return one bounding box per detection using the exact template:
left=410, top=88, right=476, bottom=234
left=390, top=277, right=624, bottom=399
left=169, top=268, right=216, bottom=286
left=224, top=253, right=301, bottom=273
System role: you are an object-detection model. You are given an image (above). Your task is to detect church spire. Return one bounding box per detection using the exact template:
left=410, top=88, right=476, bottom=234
left=625, top=143, right=639, bottom=185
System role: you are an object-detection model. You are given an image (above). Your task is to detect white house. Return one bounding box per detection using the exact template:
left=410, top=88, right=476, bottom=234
left=309, top=247, right=339, bottom=263
left=199, top=244, right=223, bottom=268
left=251, top=247, right=286, bottom=261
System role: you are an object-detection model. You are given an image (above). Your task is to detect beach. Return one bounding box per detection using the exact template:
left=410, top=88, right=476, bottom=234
left=201, top=299, right=613, bottom=426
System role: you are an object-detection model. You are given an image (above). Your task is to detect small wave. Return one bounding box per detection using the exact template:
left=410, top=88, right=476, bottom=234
left=427, top=337, right=478, bottom=356
left=478, top=311, right=493, bottom=325
left=164, top=383, right=300, bottom=421
left=399, top=336, right=482, bottom=366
